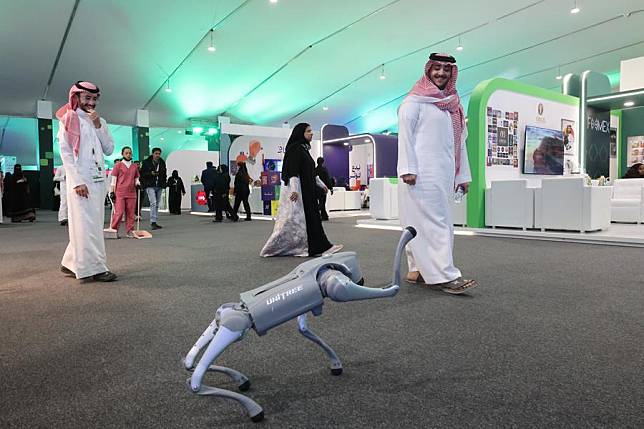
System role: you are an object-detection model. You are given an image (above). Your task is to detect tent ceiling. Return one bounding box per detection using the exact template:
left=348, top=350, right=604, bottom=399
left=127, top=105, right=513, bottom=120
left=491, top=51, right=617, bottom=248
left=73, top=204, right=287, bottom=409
left=1, top=0, right=643, bottom=134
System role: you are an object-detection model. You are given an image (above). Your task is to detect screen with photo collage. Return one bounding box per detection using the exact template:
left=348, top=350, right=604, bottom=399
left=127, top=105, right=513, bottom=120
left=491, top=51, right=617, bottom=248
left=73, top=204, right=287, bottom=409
left=486, top=107, right=519, bottom=168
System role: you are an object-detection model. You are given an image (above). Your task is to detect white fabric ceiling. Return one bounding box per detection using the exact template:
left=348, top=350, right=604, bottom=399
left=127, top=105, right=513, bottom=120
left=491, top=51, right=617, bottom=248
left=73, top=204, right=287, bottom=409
left=1, top=0, right=643, bottom=134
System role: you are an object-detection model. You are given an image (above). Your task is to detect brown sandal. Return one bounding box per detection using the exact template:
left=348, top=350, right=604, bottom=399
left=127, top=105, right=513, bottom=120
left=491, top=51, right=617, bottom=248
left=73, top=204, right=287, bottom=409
left=441, top=278, right=478, bottom=295
left=405, top=271, right=425, bottom=284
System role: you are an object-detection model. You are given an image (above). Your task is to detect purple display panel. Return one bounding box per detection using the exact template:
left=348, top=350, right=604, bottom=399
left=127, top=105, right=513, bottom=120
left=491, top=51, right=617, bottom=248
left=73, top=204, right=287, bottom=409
left=372, top=135, right=398, bottom=178
left=262, top=185, right=275, bottom=201
left=323, top=143, right=350, bottom=187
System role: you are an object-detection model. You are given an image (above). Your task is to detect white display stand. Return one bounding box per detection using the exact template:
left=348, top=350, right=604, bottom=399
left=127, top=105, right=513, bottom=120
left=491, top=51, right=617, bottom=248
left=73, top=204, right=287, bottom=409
left=610, top=178, right=644, bottom=223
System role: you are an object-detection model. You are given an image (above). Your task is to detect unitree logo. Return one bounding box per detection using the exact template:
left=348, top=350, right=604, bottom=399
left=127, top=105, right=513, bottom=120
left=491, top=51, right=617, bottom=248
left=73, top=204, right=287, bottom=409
left=266, top=285, right=304, bottom=306
left=587, top=117, right=610, bottom=133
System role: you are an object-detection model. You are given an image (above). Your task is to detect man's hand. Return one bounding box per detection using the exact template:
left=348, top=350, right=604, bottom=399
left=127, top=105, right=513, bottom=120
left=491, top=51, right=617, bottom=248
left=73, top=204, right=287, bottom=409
left=401, top=174, right=417, bottom=185
left=87, top=109, right=101, bottom=128
left=290, top=191, right=298, bottom=202
left=457, top=182, right=470, bottom=194
left=75, top=184, right=89, bottom=198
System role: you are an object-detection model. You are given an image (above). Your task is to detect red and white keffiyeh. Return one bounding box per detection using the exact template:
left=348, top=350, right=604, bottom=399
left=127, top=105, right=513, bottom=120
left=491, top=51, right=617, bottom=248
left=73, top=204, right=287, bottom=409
left=55, top=81, right=100, bottom=157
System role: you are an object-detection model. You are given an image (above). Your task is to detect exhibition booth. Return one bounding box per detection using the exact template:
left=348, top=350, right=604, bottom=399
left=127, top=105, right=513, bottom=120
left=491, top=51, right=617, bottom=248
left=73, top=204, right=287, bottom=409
left=363, top=60, right=644, bottom=244
left=320, top=124, right=398, bottom=211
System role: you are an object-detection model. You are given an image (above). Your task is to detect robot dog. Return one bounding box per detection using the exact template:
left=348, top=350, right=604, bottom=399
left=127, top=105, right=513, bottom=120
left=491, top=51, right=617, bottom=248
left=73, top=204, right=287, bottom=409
left=184, top=227, right=416, bottom=422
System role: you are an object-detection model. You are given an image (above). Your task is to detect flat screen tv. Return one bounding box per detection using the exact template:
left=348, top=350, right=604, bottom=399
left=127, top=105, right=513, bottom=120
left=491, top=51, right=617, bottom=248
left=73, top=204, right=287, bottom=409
left=522, top=125, right=564, bottom=175
left=263, top=159, right=283, bottom=172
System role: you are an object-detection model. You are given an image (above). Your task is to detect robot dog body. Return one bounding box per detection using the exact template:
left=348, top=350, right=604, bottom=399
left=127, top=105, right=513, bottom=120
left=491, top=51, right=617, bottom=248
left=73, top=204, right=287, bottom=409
left=184, top=227, right=416, bottom=422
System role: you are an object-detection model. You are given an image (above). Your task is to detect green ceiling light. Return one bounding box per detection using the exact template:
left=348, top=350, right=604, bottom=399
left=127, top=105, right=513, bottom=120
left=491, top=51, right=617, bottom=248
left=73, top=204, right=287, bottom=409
left=555, top=66, right=563, bottom=80
left=624, top=101, right=635, bottom=107
left=456, top=36, right=464, bottom=52
left=322, top=106, right=329, bottom=111
left=379, top=64, right=386, bottom=80
left=164, top=79, right=172, bottom=93
left=207, top=127, right=219, bottom=135
left=570, top=0, right=580, bottom=14
left=193, top=126, right=203, bottom=134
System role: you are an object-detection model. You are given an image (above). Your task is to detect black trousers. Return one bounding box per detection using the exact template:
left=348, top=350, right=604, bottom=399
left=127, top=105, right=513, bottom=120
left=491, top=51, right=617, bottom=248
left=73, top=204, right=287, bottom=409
left=214, top=193, right=237, bottom=221
left=316, top=190, right=328, bottom=220
left=233, top=193, right=251, bottom=219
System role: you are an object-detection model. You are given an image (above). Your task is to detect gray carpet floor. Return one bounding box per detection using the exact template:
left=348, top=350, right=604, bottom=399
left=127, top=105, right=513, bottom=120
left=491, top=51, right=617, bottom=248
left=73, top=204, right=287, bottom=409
left=1, top=210, right=643, bottom=428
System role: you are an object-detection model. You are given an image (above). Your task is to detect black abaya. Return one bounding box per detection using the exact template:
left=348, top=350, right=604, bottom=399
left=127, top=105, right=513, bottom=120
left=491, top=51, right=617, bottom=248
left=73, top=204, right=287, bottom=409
left=282, top=143, right=332, bottom=256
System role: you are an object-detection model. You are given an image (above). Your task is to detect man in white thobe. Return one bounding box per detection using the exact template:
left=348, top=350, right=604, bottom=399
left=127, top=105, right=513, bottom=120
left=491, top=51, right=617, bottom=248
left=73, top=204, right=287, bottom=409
left=53, top=165, right=68, bottom=226
left=56, top=81, right=117, bottom=282
left=397, top=53, right=477, bottom=294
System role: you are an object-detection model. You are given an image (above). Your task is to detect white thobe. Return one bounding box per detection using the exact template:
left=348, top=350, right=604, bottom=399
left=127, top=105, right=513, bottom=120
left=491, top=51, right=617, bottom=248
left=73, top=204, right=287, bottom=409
left=53, top=165, right=68, bottom=221
left=397, top=95, right=471, bottom=284
left=58, top=110, right=114, bottom=278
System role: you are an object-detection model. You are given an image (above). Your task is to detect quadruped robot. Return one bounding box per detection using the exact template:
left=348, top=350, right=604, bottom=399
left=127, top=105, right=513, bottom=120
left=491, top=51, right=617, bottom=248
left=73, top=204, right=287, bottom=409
left=183, top=226, right=417, bottom=422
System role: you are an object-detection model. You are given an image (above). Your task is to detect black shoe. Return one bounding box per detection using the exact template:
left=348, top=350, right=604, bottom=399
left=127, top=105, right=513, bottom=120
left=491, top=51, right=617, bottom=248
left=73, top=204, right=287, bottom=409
left=151, top=223, right=162, bottom=230
left=245, top=218, right=252, bottom=221
left=60, top=219, right=68, bottom=226
left=92, top=271, right=117, bottom=282
left=213, top=219, right=222, bottom=223
left=60, top=266, right=75, bottom=277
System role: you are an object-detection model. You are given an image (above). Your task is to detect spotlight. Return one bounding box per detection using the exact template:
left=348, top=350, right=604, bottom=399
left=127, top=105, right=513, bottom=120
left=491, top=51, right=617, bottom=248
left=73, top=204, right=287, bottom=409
left=379, top=64, right=386, bottom=80
left=456, top=36, right=463, bottom=51
left=193, top=127, right=203, bottom=134
left=624, top=101, right=635, bottom=107
left=570, top=1, right=580, bottom=14
left=322, top=106, right=329, bottom=111
left=165, top=79, right=172, bottom=93
left=270, top=0, right=278, bottom=3
left=208, top=29, right=216, bottom=52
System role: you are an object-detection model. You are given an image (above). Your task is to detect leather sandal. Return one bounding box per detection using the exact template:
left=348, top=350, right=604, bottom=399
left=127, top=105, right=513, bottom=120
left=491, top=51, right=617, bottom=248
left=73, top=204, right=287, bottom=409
left=405, top=271, right=425, bottom=284
left=441, top=277, right=478, bottom=295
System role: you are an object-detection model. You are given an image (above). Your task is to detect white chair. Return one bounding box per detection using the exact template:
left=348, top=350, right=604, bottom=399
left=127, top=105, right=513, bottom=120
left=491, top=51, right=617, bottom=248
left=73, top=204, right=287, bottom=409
left=344, top=191, right=362, bottom=210
left=537, top=177, right=611, bottom=232
left=610, top=178, right=644, bottom=223
left=327, top=187, right=345, bottom=211
left=450, top=194, right=467, bottom=226
left=485, top=180, right=534, bottom=230
left=369, top=178, right=398, bottom=220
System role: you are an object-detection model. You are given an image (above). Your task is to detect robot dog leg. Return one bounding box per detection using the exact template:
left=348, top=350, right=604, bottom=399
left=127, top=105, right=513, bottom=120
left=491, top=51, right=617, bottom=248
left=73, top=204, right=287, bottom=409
left=185, top=226, right=416, bottom=422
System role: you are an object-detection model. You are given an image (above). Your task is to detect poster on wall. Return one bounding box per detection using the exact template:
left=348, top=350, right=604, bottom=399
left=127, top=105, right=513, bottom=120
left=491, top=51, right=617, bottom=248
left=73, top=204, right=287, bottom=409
left=584, top=106, right=611, bottom=178
left=627, top=136, right=644, bottom=166
left=609, top=128, right=617, bottom=158
left=561, top=119, right=577, bottom=174
left=229, top=136, right=286, bottom=186
left=486, top=107, right=519, bottom=168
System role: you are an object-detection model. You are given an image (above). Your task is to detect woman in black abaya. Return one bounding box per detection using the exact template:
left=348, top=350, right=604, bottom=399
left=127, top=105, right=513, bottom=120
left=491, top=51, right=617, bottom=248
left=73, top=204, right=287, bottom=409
left=261, top=123, right=342, bottom=257
left=6, top=164, right=36, bottom=222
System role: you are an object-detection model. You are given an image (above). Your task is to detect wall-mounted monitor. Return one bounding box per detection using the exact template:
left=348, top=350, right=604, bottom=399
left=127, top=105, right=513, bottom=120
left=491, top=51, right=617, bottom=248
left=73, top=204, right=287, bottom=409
left=522, top=125, right=564, bottom=175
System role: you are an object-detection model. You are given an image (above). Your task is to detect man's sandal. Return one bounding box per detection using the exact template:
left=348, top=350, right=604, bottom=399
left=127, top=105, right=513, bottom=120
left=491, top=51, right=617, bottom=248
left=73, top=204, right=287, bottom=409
left=441, top=277, right=478, bottom=295
left=405, top=271, right=425, bottom=284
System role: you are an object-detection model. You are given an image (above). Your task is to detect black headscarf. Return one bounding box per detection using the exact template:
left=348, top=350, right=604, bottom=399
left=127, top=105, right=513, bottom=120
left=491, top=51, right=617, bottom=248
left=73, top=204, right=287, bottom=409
left=285, top=123, right=311, bottom=153
left=171, top=170, right=179, bottom=179
left=282, top=123, right=311, bottom=185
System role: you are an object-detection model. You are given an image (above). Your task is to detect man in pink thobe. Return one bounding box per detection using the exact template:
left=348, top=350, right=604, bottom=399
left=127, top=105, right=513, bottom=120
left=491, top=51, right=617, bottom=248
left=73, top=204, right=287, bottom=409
left=110, top=146, right=140, bottom=238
